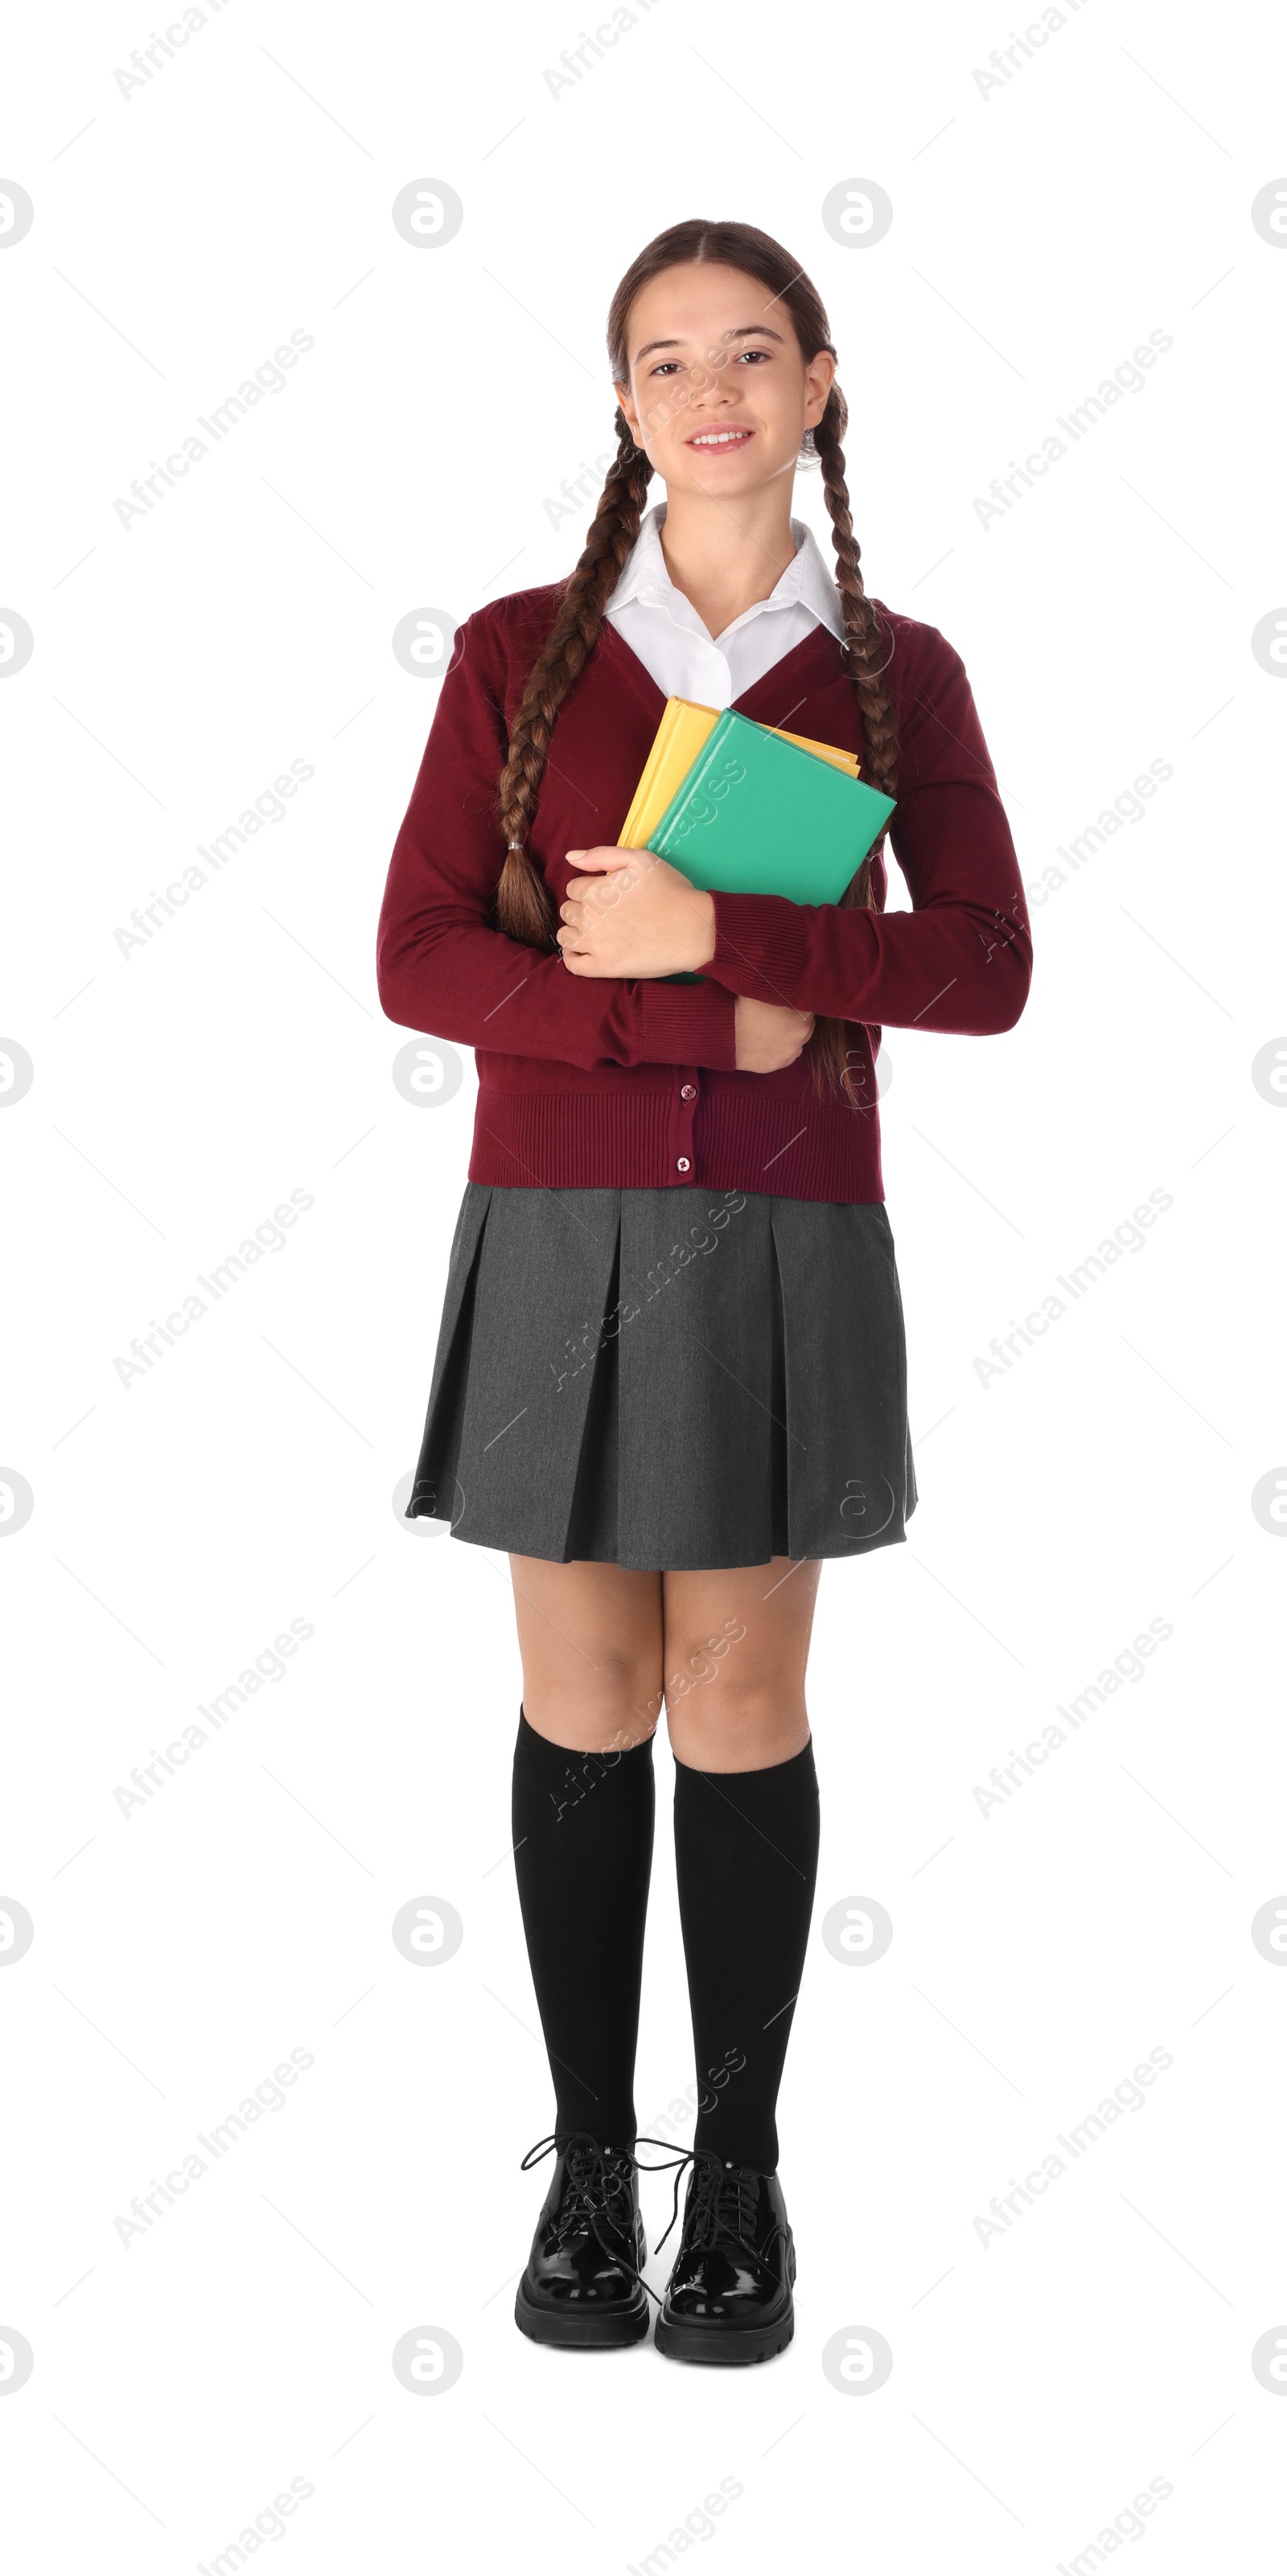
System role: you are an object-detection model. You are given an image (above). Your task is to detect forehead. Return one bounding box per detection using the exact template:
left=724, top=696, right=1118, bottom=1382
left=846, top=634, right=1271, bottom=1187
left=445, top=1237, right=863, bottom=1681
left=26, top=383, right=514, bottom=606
left=625, top=261, right=791, bottom=364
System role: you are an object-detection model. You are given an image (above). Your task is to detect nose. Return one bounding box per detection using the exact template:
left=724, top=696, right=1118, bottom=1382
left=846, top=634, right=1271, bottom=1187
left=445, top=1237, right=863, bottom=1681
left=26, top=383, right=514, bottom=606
left=685, top=380, right=741, bottom=417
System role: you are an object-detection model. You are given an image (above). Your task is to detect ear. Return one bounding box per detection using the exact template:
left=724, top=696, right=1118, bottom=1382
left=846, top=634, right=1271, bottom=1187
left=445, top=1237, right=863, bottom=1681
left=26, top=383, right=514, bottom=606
left=803, top=347, right=837, bottom=429
left=614, top=379, right=642, bottom=442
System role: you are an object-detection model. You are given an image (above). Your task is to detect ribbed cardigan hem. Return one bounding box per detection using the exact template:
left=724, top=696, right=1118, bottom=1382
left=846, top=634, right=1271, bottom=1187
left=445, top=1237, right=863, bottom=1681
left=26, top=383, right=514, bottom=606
left=468, top=1087, right=885, bottom=1202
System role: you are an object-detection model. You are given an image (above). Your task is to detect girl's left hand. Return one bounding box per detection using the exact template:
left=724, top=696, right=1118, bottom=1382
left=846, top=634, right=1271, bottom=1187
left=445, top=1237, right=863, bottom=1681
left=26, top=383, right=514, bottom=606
left=558, top=848, right=717, bottom=979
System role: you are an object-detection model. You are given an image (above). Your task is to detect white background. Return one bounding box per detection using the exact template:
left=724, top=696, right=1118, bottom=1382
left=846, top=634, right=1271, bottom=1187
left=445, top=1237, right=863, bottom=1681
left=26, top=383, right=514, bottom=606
left=2, top=0, right=1285, bottom=2567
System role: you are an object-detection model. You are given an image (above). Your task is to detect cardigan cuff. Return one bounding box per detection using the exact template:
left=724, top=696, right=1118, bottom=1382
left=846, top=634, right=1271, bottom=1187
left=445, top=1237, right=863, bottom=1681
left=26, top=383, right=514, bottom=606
left=639, top=974, right=738, bottom=1070
left=704, top=893, right=812, bottom=1009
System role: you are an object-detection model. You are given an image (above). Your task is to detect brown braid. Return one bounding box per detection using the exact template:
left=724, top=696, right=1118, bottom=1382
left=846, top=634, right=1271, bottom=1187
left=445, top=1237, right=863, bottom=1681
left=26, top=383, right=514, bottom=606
left=808, top=388, right=898, bottom=1107
left=493, top=220, right=900, bottom=1108
left=495, top=413, right=652, bottom=947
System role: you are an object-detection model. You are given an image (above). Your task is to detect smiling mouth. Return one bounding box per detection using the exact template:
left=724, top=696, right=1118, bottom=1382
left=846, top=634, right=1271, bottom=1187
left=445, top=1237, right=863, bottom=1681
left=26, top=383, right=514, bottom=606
left=686, top=427, right=754, bottom=450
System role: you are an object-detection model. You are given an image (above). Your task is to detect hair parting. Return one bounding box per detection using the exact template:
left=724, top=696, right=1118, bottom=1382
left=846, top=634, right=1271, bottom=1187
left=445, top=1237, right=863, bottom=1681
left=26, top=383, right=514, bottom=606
left=494, top=218, right=899, bottom=1103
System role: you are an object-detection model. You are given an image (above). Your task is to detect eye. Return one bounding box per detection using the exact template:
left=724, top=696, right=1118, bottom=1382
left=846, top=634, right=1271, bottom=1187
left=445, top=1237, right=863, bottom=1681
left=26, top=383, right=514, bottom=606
left=735, top=348, right=771, bottom=364
left=648, top=359, right=683, bottom=376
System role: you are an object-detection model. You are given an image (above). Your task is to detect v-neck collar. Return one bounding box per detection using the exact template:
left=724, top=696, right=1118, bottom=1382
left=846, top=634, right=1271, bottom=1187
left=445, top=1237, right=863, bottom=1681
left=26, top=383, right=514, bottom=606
left=609, top=502, right=849, bottom=652
left=596, top=613, right=851, bottom=729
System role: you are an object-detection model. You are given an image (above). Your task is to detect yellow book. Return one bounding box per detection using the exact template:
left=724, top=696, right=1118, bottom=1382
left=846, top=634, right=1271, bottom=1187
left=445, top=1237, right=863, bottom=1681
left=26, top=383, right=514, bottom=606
left=618, top=697, right=859, bottom=848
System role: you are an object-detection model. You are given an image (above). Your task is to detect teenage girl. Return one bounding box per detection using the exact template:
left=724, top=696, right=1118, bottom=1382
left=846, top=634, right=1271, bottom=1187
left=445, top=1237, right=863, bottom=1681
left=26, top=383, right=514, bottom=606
left=377, top=217, right=1031, bottom=2367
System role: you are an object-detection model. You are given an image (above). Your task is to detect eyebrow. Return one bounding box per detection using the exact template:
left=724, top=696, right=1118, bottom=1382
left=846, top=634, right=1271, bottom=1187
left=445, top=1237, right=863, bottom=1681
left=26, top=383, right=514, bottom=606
left=632, top=323, right=787, bottom=364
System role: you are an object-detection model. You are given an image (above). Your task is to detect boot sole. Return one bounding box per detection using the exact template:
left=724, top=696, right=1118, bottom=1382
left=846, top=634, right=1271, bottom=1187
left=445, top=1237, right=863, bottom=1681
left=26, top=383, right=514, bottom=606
left=655, top=2237, right=796, bottom=2366
left=653, top=2303, right=794, bottom=2366
left=515, top=2283, right=651, bottom=2349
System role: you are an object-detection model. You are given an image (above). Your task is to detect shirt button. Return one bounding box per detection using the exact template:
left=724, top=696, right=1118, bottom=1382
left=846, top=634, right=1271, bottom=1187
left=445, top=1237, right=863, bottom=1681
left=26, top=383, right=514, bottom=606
left=681, top=1083, right=697, bottom=1100
left=676, top=1157, right=691, bottom=1173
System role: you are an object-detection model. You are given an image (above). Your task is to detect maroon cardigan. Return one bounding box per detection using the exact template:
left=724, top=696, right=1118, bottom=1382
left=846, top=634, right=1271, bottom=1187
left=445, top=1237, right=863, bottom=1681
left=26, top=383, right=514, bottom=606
left=376, top=586, right=1031, bottom=1203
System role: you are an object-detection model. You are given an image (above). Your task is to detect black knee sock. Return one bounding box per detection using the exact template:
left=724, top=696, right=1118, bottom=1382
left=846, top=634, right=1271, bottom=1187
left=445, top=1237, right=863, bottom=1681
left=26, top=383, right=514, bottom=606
left=511, top=1708, right=655, bottom=2149
left=672, top=1740, right=820, bottom=2174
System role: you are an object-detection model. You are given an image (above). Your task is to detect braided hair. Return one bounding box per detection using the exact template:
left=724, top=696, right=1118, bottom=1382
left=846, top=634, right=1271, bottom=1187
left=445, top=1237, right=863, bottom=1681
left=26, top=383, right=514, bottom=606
left=495, top=417, right=653, bottom=948
left=495, top=219, right=898, bottom=1106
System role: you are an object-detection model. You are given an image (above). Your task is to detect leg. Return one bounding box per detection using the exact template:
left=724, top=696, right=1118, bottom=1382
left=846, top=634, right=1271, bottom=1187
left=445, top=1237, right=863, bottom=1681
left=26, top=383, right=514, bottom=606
left=510, top=1552, right=664, bottom=1753
left=508, top=1555, right=663, bottom=2147
left=662, top=1557, right=824, bottom=2175
left=506, top=1558, right=664, bottom=2347
left=652, top=1557, right=824, bottom=2364
left=661, top=1555, right=822, bottom=1773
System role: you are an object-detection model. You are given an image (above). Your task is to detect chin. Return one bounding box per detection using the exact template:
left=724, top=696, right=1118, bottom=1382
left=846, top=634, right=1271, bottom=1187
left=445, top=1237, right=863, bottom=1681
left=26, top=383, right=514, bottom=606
left=671, top=448, right=777, bottom=488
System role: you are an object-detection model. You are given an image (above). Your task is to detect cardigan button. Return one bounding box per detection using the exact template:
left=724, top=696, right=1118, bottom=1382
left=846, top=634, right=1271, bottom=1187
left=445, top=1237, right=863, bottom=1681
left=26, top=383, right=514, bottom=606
left=676, top=1157, right=691, bottom=1173
left=681, top=1083, right=696, bottom=1100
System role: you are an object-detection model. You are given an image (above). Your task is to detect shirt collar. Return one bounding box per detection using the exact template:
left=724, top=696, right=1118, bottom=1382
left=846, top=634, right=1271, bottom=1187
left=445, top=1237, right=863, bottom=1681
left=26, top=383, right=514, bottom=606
left=610, top=500, right=848, bottom=648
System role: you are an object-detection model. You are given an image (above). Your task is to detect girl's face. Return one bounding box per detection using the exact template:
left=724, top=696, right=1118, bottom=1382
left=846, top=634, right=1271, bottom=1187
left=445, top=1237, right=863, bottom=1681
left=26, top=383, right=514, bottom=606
left=615, top=261, right=835, bottom=499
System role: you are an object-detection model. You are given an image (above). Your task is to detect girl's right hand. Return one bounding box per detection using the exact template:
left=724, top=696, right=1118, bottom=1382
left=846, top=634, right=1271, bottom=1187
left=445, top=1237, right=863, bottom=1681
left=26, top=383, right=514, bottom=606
left=733, top=995, right=816, bottom=1073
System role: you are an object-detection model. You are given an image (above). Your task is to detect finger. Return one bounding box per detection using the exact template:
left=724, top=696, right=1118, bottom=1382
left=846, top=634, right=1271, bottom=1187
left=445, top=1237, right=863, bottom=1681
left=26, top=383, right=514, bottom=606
left=565, top=848, right=634, bottom=875
left=569, top=869, right=636, bottom=906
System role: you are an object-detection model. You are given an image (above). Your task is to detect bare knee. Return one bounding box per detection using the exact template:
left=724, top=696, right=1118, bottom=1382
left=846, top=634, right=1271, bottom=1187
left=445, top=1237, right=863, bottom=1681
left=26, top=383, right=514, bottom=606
left=523, top=1646, right=662, bottom=1756
left=587, top=1647, right=664, bottom=1751
left=659, top=1559, right=821, bottom=1770
left=511, top=1557, right=663, bottom=1753
left=664, top=1672, right=808, bottom=1774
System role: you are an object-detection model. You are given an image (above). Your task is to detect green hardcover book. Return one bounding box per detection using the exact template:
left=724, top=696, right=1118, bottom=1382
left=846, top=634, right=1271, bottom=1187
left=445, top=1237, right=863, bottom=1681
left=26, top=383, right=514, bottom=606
left=650, top=707, right=895, bottom=902
left=648, top=708, right=895, bottom=981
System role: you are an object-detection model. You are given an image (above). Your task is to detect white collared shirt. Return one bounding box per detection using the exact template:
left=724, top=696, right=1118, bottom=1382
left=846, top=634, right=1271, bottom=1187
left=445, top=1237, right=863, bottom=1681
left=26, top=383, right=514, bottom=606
left=604, top=500, right=848, bottom=707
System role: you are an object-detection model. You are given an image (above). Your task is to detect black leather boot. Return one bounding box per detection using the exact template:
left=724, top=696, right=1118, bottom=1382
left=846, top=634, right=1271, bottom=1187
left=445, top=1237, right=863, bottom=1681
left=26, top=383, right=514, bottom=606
left=653, top=2151, right=796, bottom=2365
left=514, top=2134, right=650, bottom=2348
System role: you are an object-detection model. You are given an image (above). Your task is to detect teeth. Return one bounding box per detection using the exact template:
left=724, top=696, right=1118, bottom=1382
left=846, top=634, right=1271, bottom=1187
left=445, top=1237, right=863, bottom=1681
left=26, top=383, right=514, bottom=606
left=691, top=430, right=748, bottom=446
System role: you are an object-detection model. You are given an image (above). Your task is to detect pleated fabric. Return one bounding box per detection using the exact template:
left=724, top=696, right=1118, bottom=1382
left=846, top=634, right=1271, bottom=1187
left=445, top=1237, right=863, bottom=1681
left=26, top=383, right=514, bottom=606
left=406, top=1182, right=916, bottom=1572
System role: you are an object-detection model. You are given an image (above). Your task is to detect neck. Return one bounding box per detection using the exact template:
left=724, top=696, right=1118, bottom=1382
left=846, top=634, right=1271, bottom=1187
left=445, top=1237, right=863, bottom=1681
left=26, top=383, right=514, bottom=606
left=655, top=476, right=799, bottom=641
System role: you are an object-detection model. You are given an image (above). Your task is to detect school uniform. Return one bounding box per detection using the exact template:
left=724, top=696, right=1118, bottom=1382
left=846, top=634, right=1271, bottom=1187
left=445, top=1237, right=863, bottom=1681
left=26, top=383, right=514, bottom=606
left=377, top=499, right=1032, bottom=2361
left=377, top=503, right=1030, bottom=1573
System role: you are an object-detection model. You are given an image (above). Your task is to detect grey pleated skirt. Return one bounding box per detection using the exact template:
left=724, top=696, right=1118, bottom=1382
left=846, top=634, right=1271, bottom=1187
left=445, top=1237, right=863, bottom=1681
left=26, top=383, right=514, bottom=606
left=405, top=1181, right=917, bottom=1571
